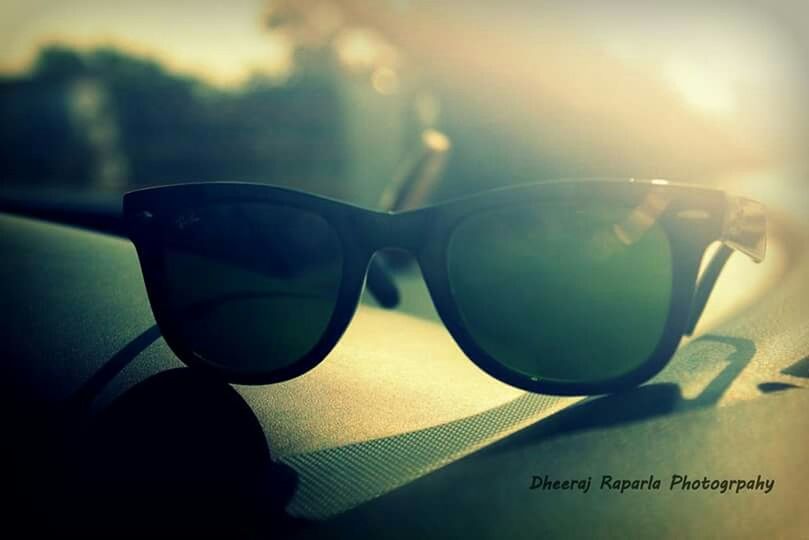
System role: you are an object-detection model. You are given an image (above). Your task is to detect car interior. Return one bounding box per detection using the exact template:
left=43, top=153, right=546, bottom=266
left=1, top=1, right=808, bottom=538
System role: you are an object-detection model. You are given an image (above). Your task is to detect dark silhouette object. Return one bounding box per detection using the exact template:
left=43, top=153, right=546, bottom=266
left=2, top=324, right=303, bottom=538
left=70, top=368, right=305, bottom=538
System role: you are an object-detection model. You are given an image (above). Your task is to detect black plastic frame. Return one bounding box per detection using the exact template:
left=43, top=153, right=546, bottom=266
left=123, top=179, right=766, bottom=396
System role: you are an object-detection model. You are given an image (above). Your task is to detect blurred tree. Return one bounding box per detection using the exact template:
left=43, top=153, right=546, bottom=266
left=0, top=47, right=93, bottom=187
left=0, top=43, right=347, bottom=196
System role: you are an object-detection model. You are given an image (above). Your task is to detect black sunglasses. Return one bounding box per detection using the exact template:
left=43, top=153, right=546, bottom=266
left=123, top=179, right=765, bottom=395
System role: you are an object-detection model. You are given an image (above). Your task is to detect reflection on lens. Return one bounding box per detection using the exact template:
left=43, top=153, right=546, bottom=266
left=447, top=204, right=673, bottom=383
left=160, top=203, right=343, bottom=374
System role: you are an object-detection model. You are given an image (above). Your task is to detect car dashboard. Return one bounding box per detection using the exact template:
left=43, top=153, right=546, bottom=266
left=1, top=208, right=808, bottom=538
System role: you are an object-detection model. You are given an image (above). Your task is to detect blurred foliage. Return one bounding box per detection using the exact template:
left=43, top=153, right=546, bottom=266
left=0, top=44, right=347, bottom=196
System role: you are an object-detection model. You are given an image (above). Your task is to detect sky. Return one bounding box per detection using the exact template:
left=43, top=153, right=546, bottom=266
left=0, top=0, right=293, bottom=85
left=0, top=0, right=801, bottom=113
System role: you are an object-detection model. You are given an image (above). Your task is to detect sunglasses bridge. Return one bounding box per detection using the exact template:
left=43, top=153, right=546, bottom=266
left=347, top=208, right=435, bottom=255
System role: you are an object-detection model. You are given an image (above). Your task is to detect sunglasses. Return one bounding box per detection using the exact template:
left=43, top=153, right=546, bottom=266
left=123, top=180, right=765, bottom=395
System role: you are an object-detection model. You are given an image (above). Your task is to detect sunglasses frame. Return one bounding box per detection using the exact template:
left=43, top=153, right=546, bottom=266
left=124, top=179, right=765, bottom=395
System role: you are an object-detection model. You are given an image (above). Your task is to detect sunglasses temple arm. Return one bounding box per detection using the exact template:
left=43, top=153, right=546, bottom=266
left=684, top=244, right=734, bottom=336
left=366, top=256, right=400, bottom=308
left=378, top=129, right=451, bottom=211
left=684, top=196, right=767, bottom=336
left=719, top=196, right=767, bottom=263
left=367, top=129, right=452, bottom=309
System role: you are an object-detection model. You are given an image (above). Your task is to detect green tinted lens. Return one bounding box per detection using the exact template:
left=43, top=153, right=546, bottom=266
left=446, top=203, right=673, bottom=383
left=159, top=203, right=343, bottom=374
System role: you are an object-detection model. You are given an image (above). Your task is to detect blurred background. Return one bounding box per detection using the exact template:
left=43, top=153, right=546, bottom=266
left=0, top=0, right=807, bottom=211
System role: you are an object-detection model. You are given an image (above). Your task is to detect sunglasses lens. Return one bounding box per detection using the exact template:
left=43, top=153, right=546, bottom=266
left=155, top=203, right=343, bottom=376
left=446, top=203, right=673, bottom=383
